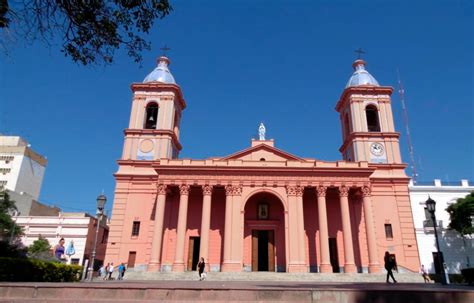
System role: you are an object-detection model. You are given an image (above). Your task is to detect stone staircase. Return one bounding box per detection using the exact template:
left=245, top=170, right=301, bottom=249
left=123, top=270, right=425, bottom=283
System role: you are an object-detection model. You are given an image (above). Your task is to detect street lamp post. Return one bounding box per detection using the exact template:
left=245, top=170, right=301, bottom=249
left=88, top=194, right=107, bottom=282
left=425, top=196, right=446, bottom=285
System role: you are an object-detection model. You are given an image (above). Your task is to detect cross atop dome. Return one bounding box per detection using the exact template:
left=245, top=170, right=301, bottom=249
left=354, top=48, right=365, bottom=59
left=160, top=45, right=171, bottom=57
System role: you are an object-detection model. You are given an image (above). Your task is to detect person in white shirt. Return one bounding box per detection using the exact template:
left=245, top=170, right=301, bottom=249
left=108, top=263, right=114, bottom=280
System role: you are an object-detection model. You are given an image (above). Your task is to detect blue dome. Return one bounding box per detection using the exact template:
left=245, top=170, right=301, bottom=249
left=345, top=60, right=379, bottom=88
left=143, top=56, right=176, bottom=84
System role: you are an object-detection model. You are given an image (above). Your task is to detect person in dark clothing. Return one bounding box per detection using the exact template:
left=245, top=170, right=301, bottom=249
left=384, top=251, right=397, bottom=283
left=197, top=257, right=205, bottom=281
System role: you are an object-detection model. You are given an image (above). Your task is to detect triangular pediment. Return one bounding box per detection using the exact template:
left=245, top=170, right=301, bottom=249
left=220, top=143, right=306, bottom=162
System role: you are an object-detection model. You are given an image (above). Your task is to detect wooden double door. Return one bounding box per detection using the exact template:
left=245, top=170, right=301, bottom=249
left=187, top=237, right=201, bottom=271
left=252, top=230, right=275, bottom=271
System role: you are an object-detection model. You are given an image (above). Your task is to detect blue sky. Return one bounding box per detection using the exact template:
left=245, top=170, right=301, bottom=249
left=1, top=0, right=472, bottom=215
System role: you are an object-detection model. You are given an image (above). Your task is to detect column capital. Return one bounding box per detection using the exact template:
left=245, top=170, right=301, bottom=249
left=338, top=186, right=349, bottom=197
left=157, top=184, right=167, bottom=195
left=286, top=185, right=304, bottom=197
left=202, top=185, right=213, bottom=196
left=232, top=185, right=242, bottom=196
left=361, top=186, right=371, bottom=197
left=225, top=185, right=234, bottom=196
left=316, top=186, right=327, bottom=197
left=179, top=184, right=191, bottom=195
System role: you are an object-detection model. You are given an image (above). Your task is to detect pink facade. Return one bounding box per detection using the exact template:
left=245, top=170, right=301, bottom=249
left=105, top=57, right=420, bottom=273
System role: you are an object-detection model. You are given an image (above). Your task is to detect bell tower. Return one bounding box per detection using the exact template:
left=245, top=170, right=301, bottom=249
left=336, top=59, right=402, bottom=164
left=122, top=56, right=186, bottom=160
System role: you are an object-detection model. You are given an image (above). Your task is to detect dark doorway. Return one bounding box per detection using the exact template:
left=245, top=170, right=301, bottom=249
left=127, top=251, right=136, bottom=268
left=258, top=231, right=269, bottom=271
left=432, top=252, right=444, bottom=274
left=329, top=238, right=340, bottom=273
left=188, top=237, right=200, bottom=271
left=252, top=230, right=275, bottom=271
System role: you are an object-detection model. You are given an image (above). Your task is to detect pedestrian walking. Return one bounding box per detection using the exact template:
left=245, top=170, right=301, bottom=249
left=99, top=264, right=106, bottom=279
left=384, top=251, right=397, bottom=283
left=103, top=263, right=110, bottom=280
left=108, top=262, right=114, bottom=280
left=420, top=265, right=430, bottom=283
left=118, top=263, right=126, bottom=280
left=197, top=257, right=206, bottom=281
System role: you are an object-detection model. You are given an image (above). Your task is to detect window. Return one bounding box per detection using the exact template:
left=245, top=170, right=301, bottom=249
left=384, top=224, right=393, bottom=239
left=173, top=110, right=180, bottom=135
left=71, top=258, right=80, bottom=265
left=131, top=221, right=140, bottom=236
left=260, top=158, right=266, bottom=161
left=144, top=103, right=158, bottom=129
left=366, top=105, right=380, bottom=132
left=0, top=156, right=14, bottom=162
left=0, top=168, right=11, bottom=174
left=343, top=113, right=351, bottom=139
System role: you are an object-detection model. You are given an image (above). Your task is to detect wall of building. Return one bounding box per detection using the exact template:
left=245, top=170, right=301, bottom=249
left=0, top=136, right=47, bottom=200
left=7, top=190, right=60, bottom=216
left=14, top=213, right=108, bottom=266
left=409, top=179, right=474, bottom=274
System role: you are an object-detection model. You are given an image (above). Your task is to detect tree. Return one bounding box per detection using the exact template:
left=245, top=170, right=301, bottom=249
left=28, top=236, right=51, bottom=255
left=27, top=235, right=58, bottom=261
left=0, top=190, right=22, bottom=241
left=447, top=191, right=474, bottom=268
left=447, top=192, right=474, bottom=236
left=0, top=190, right=25, bottom=258
left=1, top=1, right=172, bottom=65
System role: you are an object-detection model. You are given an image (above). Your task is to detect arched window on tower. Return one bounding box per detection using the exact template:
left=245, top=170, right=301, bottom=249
left=173, top=110, right=180, bottom=137
left=343, top=113, right=351, bottom=139
left=144, top=103, right=158, bottom=129
left=365, top=105, right=381, bottom=132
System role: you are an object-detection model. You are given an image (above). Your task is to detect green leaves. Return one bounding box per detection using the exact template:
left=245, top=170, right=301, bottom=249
left=446, top=191, right=474, bottom=236
left=2, top=0, right=172, bottom=65
left=0, top=191, right=22, bottom=239
left=0, top=257, right=82, bottom=282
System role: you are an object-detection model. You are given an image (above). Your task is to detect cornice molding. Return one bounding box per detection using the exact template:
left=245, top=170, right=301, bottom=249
left=335, top=86, right=394, bottom=112
left=130, top=82, right=186, bottom=109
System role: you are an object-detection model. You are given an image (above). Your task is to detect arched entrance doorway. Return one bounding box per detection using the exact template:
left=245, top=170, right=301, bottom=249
left=243, top=191, right=286, bottom=272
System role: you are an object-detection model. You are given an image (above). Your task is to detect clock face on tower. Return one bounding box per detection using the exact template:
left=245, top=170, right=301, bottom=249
left=370, top=142, right=385, bottom=156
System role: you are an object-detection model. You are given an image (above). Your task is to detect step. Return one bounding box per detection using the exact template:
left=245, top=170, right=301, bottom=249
left=121, top=271, right=426, bottom=283
left=0, top=281, right=473, bottom=303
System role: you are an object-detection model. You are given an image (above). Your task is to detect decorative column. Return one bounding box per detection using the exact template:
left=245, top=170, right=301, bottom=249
left=286, top=185, right=307, bottom=272
left=173, top=184, right=190, bottom=272
left=362, top=186, right=380, bottom=273
left=149, top=184, right=167, bottom=271
left=230, top=185, right=243, bottom=271
left=296, top=186, right=306, bottom=265
left=221, top=185, right=234, bottom=271
left=339, top=186, right=357, bottom=273
left=199, top=185, right=213, bottom=271
left=317, top=186, right=332, bottom=273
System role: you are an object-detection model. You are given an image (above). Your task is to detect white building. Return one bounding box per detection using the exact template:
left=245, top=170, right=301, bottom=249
left=0, top=136, right=47, bottom=200
left=14, top=212, right=109, bottom=267
left=409, top=179, right=474, bottom=274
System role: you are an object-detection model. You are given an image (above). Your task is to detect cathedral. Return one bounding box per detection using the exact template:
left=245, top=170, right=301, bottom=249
left=105, top=55, right=420, bottom=273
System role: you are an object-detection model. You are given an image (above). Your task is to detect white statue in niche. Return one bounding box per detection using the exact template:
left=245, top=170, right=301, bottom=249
left=258, top=122, right=266, bottom=140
